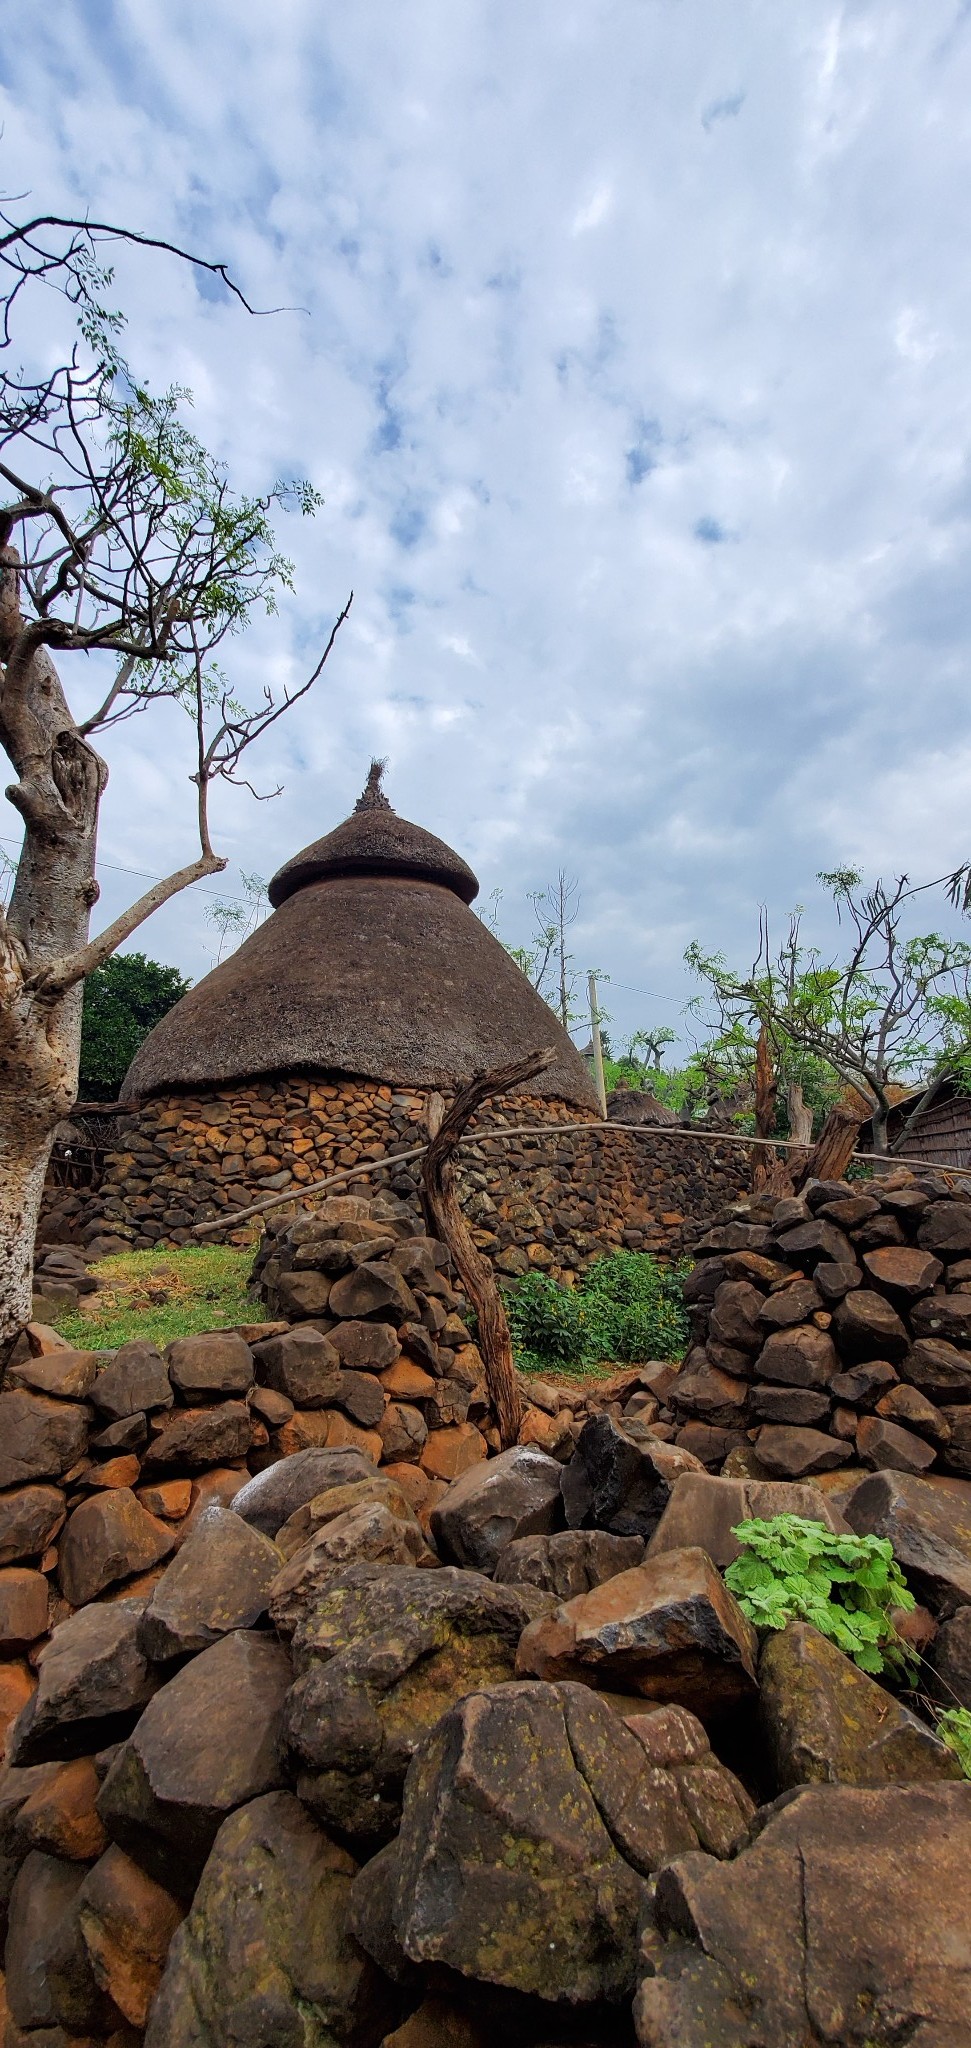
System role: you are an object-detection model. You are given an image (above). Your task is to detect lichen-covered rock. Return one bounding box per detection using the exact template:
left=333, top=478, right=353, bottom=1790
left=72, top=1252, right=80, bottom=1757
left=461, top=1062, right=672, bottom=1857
left=268, top=1498, right=435, bottom=1638
left=9, top=1598, right=161, bottom=1766
left=282, top=1563, right=530, bottom=1842
left=758, top=1621, right=962, bottom=1790
left=634, top=1782, right=971, bottom=2048
left=138, top=1506, right=282, bottom=1662
left=516, top=1545, right=759, bottom=1720
left=144, top=1791, right=388, bottom=2048
left=96, top=1631, right=291, bottom=1892
left=372, top=1680, right=742, bottom=2007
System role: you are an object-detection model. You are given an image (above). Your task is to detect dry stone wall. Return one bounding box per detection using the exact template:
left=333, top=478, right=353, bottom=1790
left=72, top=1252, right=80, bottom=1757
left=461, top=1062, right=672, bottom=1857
left=39, top=1074, right=749, bottom=1273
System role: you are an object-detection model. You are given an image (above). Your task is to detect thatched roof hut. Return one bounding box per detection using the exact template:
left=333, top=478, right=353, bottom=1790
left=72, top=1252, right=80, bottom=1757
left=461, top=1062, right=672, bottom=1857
left=121, top=766, right=598, bottom=1110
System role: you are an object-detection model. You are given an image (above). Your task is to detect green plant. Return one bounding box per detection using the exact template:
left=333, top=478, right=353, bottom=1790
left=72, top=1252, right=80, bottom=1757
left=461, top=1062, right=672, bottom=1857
left=936, top=1706, right=971, bottom=1778
left=725, top=1515, right=918, bottom=1680
left=79, top=954, right=190, bottom=1100
left=503, top=1251, right=689, bottom=1374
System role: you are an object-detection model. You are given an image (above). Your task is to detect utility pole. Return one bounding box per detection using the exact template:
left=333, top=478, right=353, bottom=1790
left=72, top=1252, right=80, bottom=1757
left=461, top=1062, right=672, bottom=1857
left=588, top=971, right=608, bottom=1118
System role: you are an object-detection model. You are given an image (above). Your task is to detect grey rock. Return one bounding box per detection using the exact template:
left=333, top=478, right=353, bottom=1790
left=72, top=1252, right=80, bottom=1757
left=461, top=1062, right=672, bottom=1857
left=431, top=1443, right=564, bottom=1572
left=494, top=1529, right=645, bottom=1600
left=9, top=1598, right=162, bottom=1766
left=230, top=1445, right=377, bottom=1537
left=138, top=1506, right=282, bottom=1663
left=90, top=1341, right=174, bottom=1420
left=845, top=1468, right=971, bottom=1612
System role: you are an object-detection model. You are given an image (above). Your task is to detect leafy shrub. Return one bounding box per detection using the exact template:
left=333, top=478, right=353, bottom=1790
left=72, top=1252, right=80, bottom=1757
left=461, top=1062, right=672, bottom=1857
left=937, top=1706, right=971, bottom=1778
left=503, top=1251, right=689, bottom=1374
left=724, top=1514, right=917, bottom=1680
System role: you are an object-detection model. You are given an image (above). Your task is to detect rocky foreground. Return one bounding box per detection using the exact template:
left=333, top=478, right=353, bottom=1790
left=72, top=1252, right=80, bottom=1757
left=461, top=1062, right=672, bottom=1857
left=2, top=1179, right=971, bottom=2044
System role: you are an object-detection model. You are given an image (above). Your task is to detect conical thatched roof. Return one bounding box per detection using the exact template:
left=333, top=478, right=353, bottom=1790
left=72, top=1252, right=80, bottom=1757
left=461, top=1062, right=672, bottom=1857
left=121, top=767, right=599, bottom=1109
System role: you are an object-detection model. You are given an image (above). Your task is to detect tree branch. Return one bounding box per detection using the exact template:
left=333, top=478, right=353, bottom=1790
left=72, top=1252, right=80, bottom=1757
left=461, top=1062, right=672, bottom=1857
left=31, top=849, right=227, bottom=1000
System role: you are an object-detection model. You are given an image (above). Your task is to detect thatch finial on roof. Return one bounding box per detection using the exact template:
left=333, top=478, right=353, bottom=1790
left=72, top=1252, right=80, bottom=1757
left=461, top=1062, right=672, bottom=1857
left=354, top=759, right=392, bottom=813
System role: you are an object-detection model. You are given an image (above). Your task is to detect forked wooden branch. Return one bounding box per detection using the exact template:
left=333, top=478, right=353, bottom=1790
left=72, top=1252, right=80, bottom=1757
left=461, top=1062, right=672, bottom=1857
left=420, top=1047, right=558, bottom=1450
left=793, top=1104, right=863, bottom=1191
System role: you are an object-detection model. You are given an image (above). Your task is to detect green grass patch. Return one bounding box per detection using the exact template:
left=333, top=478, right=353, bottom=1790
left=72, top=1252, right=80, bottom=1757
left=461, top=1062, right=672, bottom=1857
left=52, top=1246, right=264, bottom=1351
left=503, top=1251, right=689, bottom=1377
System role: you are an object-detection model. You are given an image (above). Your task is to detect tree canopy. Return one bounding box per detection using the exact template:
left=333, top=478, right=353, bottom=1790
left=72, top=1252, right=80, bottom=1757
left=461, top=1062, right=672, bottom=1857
left=78, top=953, right=190, bottom=1100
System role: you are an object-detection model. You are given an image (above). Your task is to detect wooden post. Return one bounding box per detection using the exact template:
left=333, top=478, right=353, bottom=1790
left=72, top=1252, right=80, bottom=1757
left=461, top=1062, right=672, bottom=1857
left=588, top=973, right=608, bottom=1119
left=793, top=1104, right=863, bottom=1191
left=420, top=1047, right=557, bottom=1448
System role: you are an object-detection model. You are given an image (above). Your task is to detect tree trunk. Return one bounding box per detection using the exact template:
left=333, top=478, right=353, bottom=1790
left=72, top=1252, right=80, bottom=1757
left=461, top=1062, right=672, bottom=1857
left=793, top=1104, right=862, bottom=1191
left=420, top=1047, right=557, bottom=1448
left=750, top=1027, right=781, bottom=1192
left=0, top=585, right=106, bottom=1349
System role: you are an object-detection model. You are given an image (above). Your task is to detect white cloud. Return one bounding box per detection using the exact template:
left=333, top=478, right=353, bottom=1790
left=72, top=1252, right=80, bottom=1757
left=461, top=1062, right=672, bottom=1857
left=4, top=0, right=971, bottom=1053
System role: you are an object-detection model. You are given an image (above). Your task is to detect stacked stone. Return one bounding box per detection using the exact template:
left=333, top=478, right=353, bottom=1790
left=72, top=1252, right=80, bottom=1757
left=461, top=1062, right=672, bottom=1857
left=0, top=1194, right=511, bottom=1753
left=40, top=1074, right=749, bottom=1275
left=676, top=1166, right=971, bottom=1479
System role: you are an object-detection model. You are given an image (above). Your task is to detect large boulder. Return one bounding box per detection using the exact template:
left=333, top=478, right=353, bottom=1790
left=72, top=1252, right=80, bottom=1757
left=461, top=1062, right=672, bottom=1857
left=145, top=1791, right=389, bottom=2048
left=431, top=1444, right=564, bottom=1573
left=516, top=1546, right=759, bottom=1721
left=494, top=1529, right=644, bottom=1600
left=268, top=1497, right=435, bottom=1638
left=58, top=1487, right=176, bottom=1606
left=138, top=1506, right=283, bottom=1663
left=96, top=1631, right=292, bottom=1892
left=0, top=1390, right=89, bottom=1487
left=901, top=1336, right=971, bottom=1402
left=141, top=1401, right=254, bottom=1471
left=229, top=1445, right=377, bottom=1537
left=89, top=1341, right=174, bottom=1420
left=252, top=1326, right=342, bottom=1407
left=561, top=1414, right=702, bottom=1540
left=646, top=1473, right=848, bottom=1569
left=753, top=1425, right=853, bottom=1478
left=364, top=1680, right=743, bottom=2008
left=5, top=1847, right=115, bottom=2034
left=634, top=1782, right=971, bottom=2048
left=282, top=1563, right=531, bottom=1842
left=8, top=1347, right=98, bottom=1398
left=9, top=1598, right=162, bottom=1766
left=164, top=1333, right=254, bottom=1400
left=844, top=1468, right=971, bottom=1612
left=758, top=1622, right=961, bottom=1789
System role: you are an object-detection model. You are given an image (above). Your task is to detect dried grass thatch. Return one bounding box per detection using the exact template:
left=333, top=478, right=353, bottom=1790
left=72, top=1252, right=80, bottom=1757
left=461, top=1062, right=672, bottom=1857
left=122, top=777, right=598, bottom=1110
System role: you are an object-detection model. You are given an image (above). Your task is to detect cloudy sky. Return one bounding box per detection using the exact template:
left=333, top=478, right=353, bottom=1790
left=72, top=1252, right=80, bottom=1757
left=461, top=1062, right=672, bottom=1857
left=5, top=1, right=971, bottom=1056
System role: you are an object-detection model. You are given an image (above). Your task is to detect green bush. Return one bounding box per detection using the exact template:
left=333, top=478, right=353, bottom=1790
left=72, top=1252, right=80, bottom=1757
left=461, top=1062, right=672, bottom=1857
left=724, top=1514, right=917, bottom=1680
left=503, top=1251, right=689, bottom=1374
left=937, top=1706, right=971, bottom=1778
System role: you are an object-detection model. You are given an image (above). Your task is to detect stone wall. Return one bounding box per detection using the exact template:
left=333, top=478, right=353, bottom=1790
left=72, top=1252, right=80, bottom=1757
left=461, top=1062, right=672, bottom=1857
left=40, top=1074, right=750, bottom=1273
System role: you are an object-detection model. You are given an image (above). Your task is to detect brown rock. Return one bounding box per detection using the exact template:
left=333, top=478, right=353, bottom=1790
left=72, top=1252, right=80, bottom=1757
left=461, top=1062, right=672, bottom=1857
left=832, top=1289, right=910, bottom=1362
left=757, top=1279, right=823, bottom=1330
left=635, top=1782, right=971, bottom=2048
left=336, top=1368, right=386, bottom=1427
left=138, top=1506, right=282, bottom=1662
left=516, top=1546, right=758, bottom=1719
left=136, top=1480, right=191, bottom=1521
left=380, top=1999, right=487, bottom=2048
left=89, top=1341, right=173, bottom=1421
left=828, top=1359, right=898, bottom=1406
left=431, top=1444, right=564, bottom=1573
left=494, top=1529, right=644, bottom=1599
left=7, top=1351, right=98, bottom=1401
left=18, top=1758, right=108, bottom=1861
left=328, top=1261, right=417, bottom=1322
left=268, top=1497, right=434, bottom=1637
left=420, top=1423, right=487, bottom=1481
left=96, top=1631, right=292, bottom=1892
left=749, top=1385, right=831, bottom=1427
left=917, top=1199, right=971, bottom=1257
left=0, top=1487, right=65, bottom=1566
left=775, top=1218, right=854, bottom=1266
left=330, top=1320, right=401, bottom=1370
left=862, top=1245, right=943, bottom=1299
left=0, top=1393, right=89, bottom=1489
left=845, top=1468, right=971, bottom=1611
left=856, top=1414, right=937, bottom=1474
left=141, top=1402, right=253, bottom=1471
left=669, top=1363, right=749, bottom=1426
left=814, top=1259, right=864, bottom=1303
left=754, top=1426, right=854, bottom=1478
left=759, top=1622, right=960, bottom=1789
left=817, top=1194, right=880, bottom=1228
left=900, top=1336, right=971, bottom=1402
left=709, top=1281, right=763, bottom=1352
left=251, top=1327, right=341, bottom=1407
left=757, top=1325, right=838, bottom=1388
left=275, top=1476, right=417, bottom=1560
left=0, top=1570, right=49, bottom=1652
left=77, top=1844, right=183, bottom=2027
left=274, top=1268, right=334, bottom=1318
left=380, top=1357, right=437, bottom=1399
left=322, top=1410, right=384, bottom=1461
left=646, top=1473, right=848, bottom=1568
left=0, top=1662, right=35, bottom=1755
left=164, top=1333, right=254, bottom=1401
left=4, top=1848, right=110, bottom=2032
left=230, top=1445, right=377, bottom=1537
left=910, top=1290, right=971, bottom=1347
left=247, top=1384, right=294, bottom=1428
left=381, top=1462, right=434, bottom=1515
left=58, top=1491, right=176, bottom=1607
left=875, top=1382, right=951, bottom=1443
left=941, top=1405, right=971, bottom=1476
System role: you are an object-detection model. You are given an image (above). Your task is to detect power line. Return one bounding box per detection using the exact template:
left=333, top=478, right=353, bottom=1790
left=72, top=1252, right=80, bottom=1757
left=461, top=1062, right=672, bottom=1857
left=0, top=835, right=254, bottom=906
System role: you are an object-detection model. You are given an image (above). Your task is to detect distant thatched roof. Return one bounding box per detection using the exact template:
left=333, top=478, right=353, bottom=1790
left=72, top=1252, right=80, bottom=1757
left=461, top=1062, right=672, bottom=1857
left=606, top=1088, right=679, bottom=1126
left=122, top=767, right=599, bottom=1110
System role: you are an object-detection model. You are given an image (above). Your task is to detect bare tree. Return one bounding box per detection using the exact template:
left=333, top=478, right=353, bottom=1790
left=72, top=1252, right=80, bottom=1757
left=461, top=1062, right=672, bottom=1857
left=481, top=870, right=581, bottom=1029
left=0, top=207, right=348, bottom=1346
